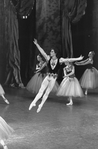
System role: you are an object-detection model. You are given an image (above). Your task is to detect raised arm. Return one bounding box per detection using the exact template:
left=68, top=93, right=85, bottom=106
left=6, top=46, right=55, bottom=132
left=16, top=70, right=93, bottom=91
left=59, top=55, right=84, bottom=63
left=33, top=39, right=50, bottom=61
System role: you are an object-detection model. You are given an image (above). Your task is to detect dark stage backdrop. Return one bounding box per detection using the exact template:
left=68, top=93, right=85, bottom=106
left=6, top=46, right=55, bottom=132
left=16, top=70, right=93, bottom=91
left=2, top=0, right=98, bottom=86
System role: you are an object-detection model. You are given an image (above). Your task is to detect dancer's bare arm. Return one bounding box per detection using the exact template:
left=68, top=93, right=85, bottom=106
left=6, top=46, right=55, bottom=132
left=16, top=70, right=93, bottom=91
left=75, top=58, right=92, bottom=65
left=33, top=39, right=50, bottom=61
left=59, top=55, right=84, bottom=63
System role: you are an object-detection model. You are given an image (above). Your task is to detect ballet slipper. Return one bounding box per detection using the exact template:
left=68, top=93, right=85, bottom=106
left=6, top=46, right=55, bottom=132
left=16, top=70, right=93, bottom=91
left=66, top=98, right=73, bottom=106
left=29, top=102, right=36, bottom=110
left=4, top=99, right=10, bottom=105
left=37, top=104, right=42, bottom=113
left=3, top=145, right=8, bottom=149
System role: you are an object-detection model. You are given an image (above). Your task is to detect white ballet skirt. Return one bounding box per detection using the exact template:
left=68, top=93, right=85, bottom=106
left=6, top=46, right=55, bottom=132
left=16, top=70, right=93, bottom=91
left=0, top=85, right=5, bottom=95
left=57, top=77, right=84, bottom=97
left=0, top=117, right=14, bottom=140
left=80, top=67, right=98, bottom=89
left=26, top=73, right=45, bottom=94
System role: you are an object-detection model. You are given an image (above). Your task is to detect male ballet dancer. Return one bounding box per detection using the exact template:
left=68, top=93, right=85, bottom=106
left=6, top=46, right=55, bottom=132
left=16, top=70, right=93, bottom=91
left=29, top=39, right=83, bottom=113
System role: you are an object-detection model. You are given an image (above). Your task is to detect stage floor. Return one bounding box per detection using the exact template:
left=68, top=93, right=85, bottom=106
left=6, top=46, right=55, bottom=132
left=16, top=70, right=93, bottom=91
left=1, top=86, right=98, bottom=149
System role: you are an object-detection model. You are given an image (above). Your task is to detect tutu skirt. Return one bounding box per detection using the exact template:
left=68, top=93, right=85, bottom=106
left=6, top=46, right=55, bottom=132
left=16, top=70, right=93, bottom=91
left=80, top=67, right=98, bottom=89
left=0, top=85, right=5, bottom=95
left=26, top=73, right=45, bottom=94
left=57, top=77, right=84, bottom=97
left=0, top=117, right=14, bottom=140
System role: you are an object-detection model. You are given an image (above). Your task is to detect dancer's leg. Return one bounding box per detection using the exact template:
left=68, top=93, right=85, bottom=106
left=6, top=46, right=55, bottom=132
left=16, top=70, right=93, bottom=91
left=66, top=96, right=73, bottom=106
left=37, top=77, right=56, bottom=113
left=1, top=94, right=9, bottom=104
left=0, top=140, right=8, bottom=149
left=29, top=76, right=49, bottom=110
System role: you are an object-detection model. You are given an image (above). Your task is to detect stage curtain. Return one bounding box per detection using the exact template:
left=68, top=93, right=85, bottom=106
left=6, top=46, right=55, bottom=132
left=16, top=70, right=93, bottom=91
left=4, top=0, right=35, bottom=86
left=61, top=0, right=87, bottom=57
left=4, top=0, right=23, bottom=86
left=36, top=0, right=87, bottom=58
left=18, top=0, right=35, bottom=18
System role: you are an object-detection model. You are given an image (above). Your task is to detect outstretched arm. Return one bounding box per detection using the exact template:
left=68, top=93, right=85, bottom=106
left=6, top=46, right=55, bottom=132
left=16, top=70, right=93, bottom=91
left=59, top=55, right=84, bottom=63
left=75, top=58, right=91, bottom=65
left=33, top=39, right=50, bottom=61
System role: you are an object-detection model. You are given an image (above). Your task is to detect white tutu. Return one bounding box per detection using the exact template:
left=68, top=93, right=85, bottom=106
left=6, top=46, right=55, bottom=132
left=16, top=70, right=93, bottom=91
left=57, top=77, right=84, bottom=97
left=26, top=73, right=46, bottom=94
left=0, top=117, right=14, bottom=140
left=80, top=67, right=98, bottom=89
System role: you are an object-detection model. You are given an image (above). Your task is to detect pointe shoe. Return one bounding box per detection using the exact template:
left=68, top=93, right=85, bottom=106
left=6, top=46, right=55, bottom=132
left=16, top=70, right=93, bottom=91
left=66, top=100, right=73, bottom=106
left=29, top=102, right=36, bottom=110
left=4, top=99, right=9, bottom=105
left=85, top=91, right=87, bottom=95
left=3, top=145, right=8, bottom=149
left=37, top=105, right=42, bottom=113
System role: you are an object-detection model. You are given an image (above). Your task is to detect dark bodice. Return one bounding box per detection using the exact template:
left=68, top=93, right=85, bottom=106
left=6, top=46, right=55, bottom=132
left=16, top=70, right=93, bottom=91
left=65, top=65, right=75, bottom=78
left=36, top=62, right=47, bottom=74
left=47, top=58, right=60, bottom=74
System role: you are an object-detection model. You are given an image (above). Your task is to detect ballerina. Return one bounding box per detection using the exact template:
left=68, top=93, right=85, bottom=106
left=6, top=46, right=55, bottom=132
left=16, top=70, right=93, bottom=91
left=75, top=51, right=98, bottom=95
left=0, top=116, right=14, bottom=149
left=26, top=54, right=47, bottom=94
left=57, top=61, right=84, bottom=105
left=29, top=39, right=83, bottom=112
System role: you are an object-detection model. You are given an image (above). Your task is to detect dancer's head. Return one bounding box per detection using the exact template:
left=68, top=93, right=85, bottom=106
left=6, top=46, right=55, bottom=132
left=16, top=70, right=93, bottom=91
left=65, top=61, right=72, bottom=67
left=37, top=54, right=42, bottom=62
left=88, top=51, right=95, bottom=58
left=50, top=49, right=57, bottom=58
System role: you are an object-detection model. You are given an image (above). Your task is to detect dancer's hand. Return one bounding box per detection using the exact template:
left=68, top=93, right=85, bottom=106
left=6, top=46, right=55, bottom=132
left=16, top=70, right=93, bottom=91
left=79, top=55, right=84, bottom=60
left=33, top=39, right=37, bottom=45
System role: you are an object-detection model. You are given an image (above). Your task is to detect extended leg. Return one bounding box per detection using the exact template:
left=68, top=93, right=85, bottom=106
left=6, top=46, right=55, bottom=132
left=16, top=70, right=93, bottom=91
left=29, top=76, right=49, bottom=110
left=37, top=77, right=56, bottom=113
left=0, top=140, right=8, bottom=149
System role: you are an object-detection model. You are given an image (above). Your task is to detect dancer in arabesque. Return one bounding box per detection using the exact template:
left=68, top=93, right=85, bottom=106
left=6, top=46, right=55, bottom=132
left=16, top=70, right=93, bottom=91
left=75, top=51, right=98, bottom=95
left=57, top=61, right=84, bottom=105
left=29, top=39, right=83, bottom=113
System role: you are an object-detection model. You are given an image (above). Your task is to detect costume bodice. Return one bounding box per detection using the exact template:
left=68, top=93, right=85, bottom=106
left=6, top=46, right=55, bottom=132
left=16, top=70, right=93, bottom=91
left=47, top=58, right=60, bottom=74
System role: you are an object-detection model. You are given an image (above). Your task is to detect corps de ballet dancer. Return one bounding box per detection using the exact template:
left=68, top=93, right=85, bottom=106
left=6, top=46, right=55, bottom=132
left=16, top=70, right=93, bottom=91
left=75, top=51, right=98, bottom=95
left=0, top=116, right=14, bottom=149
left=57, top=61, right=84, bottom=105
left=0, top=85, right=9, bottom=104
left=26, top=54, right=47, bottom=94
left=29, top=39, right=83, bottom=113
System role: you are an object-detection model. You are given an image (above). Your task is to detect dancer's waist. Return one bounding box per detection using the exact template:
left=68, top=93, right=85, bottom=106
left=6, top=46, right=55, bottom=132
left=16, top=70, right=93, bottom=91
left=47, top=73, right=58, bottom=78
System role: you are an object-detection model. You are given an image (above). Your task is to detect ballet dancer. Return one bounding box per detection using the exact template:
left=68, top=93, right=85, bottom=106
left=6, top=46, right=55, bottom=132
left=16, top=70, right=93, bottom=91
left=26, top=54, right=47, bottom=94
left=75, top=51, right=98, bottom=95
left=29, top=39, right=83, bottom=113
left=57, top=61, right=84, bottom=105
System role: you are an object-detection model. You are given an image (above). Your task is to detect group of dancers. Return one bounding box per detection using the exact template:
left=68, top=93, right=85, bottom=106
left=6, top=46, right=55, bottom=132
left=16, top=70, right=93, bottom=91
left=0, top=39, right=98, bottom=149
left=27, top=39, right=98, bottom=113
